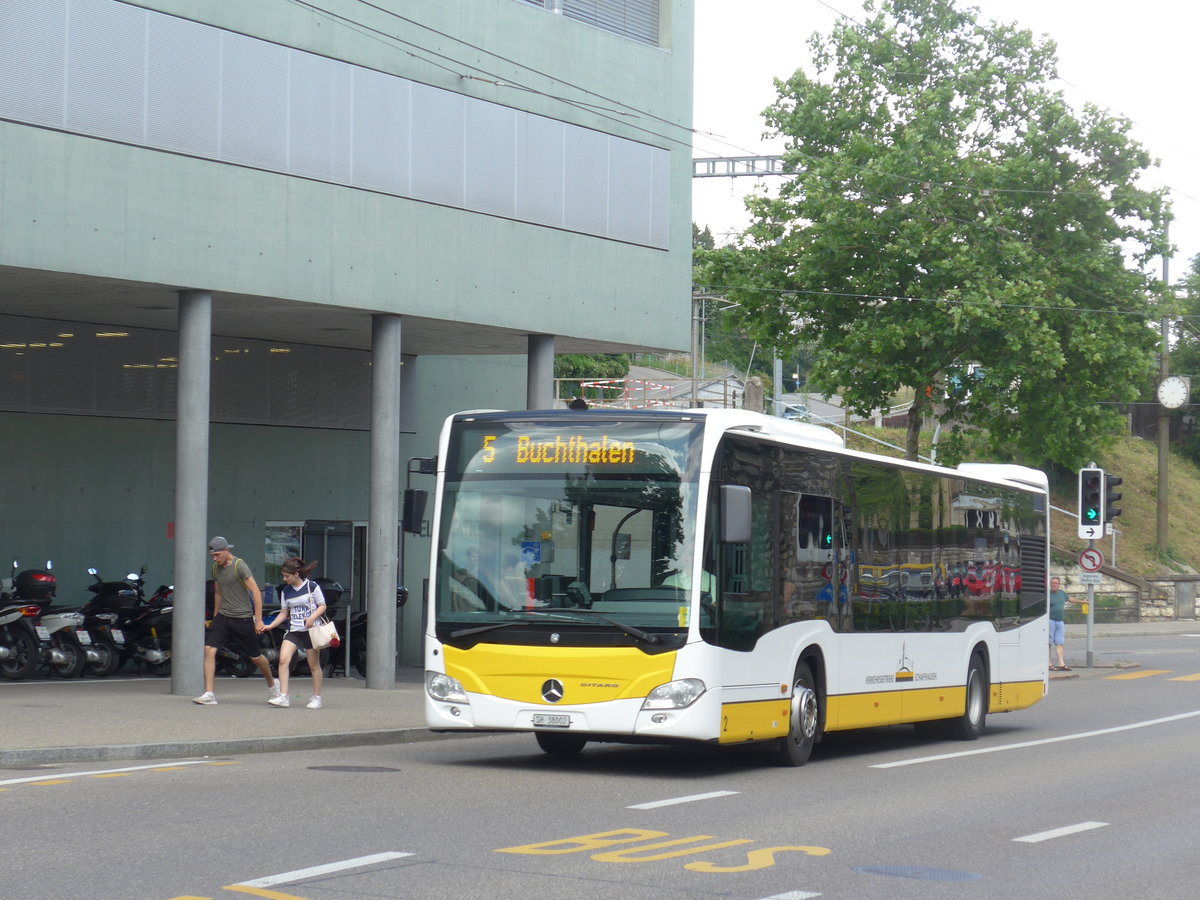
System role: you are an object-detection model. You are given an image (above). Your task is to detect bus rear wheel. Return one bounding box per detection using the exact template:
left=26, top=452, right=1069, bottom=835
left=535, top=731, right=587, bottom=756
left=945, top=653, right=987, bottom=741
left=775, top=662, right=821, bottom=767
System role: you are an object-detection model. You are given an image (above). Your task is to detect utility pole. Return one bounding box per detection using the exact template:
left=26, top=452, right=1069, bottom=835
left=1158, top=252, right=1170, bottom=553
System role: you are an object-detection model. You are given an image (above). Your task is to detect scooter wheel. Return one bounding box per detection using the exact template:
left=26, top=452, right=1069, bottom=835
left=0, top=626, right=40, bottom=680
left=50, top=633, right=88, bottom=679
left=85, top=635, right=122, bottom=677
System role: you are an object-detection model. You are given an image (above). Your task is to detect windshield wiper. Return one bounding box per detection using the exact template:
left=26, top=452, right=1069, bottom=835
left=535, top=608, right=660, bottom=644
left=449, top=609, right=659, bottom=644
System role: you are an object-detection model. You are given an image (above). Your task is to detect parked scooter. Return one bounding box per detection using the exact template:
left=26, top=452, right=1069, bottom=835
left=80, top=566, right=144, bottom=677
left=342, top=584, right=408, bottom=678
left=4, top=560, right=90, bottom=678
left=0, top=597, right=41, bottom=680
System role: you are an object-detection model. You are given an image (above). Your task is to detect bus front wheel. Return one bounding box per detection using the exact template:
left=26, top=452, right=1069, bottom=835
left=776, top=662, right=821, bottom=767
left=945, top=653, right=987, bottom=741
left=535, top=731, right=587, bottom=756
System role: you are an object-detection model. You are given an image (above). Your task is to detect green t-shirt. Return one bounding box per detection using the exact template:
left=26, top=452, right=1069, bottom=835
left=212, top=557, right=255, bottom=619
left=1049, top=588, right=1069, bottom=622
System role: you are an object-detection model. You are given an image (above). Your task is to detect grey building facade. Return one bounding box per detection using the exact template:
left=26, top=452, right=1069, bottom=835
left=0, top=0, right=694, bottom=678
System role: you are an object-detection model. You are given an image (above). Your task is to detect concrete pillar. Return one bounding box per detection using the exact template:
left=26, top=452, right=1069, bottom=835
left=367, top=315, right=402, bottom=689
left=527, top=334, right=555, bottom=409
left=171, top=290, right=212, bottom=697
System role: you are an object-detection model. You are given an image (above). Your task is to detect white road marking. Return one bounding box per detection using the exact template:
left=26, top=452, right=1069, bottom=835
left=234, top=852, right=414, bottom=887
left=872, top=709, right=1200, bottom=768
left=759, top=892, right=822, bottom=899
left=0, top=759, right=213, bottom=787
left=0, top=677, right=148, bottom=687
left=628, top=790, right=740, bottom=809
left=1014, top=821, right=1109, bottom=843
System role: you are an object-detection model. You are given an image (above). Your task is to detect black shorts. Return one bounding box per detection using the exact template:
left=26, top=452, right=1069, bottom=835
left=283, top=630, right=314, bottom=651
left=205, top=614, right=261, bottom=658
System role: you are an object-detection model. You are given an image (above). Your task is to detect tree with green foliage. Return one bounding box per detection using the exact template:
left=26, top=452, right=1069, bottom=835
left=696, top=0, right=1170, bottom=468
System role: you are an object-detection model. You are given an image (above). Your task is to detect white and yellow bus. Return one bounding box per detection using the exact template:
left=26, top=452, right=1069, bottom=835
left=424, top=408, right=1049, bottom=765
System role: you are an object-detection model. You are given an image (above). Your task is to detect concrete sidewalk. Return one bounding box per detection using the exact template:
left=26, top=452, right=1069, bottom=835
left=3, top=622, right=1197, bottom=767
left=0, top=667, right=436, bottom=766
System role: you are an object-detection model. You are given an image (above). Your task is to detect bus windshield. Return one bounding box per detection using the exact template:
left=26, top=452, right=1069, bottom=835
left=435, top=417, right=703, bottom=639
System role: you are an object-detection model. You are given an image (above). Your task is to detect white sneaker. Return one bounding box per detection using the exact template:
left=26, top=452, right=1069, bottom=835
left=306, top=695, right=322, bottom=710
left=192, top=692, right=217, bottom=706
left=268, top=683, right=282, bottom=700
left=268, top=694, right=290, bottom=708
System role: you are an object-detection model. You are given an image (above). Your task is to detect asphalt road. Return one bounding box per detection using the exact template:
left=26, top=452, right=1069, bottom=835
left=7, top=631, right=1200, bottom=900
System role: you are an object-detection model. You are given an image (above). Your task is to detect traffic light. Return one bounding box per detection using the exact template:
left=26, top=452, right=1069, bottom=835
left=1104, top=473, right=1122, bottom=524
left=1078, top=468, right=1104, bottom=528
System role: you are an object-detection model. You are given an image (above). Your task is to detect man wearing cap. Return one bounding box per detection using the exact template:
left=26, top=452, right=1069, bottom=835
left=193, top=537, right=280, bottom=705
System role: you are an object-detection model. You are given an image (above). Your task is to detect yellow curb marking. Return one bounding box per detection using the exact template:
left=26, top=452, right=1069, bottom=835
left=224, top=886, right=310, bottom=899
left=1106, top=670, right=1171, bottom=680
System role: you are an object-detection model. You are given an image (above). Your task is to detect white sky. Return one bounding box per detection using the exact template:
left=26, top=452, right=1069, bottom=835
left=692, top=0, right=1200, bottom=282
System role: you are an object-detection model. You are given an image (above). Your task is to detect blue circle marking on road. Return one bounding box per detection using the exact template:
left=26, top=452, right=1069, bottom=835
left=854, top=865, right=982, bottom=882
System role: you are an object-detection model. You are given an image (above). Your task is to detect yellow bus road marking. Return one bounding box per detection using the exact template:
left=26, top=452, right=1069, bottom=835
left=225, top=888, right=309, bottom=900
left=1168, top=673, right=1200, bottom=682
left=0, top=759, right=222, bottom=788
left=1107, top=670, right=1171, bottom=680
left=31, top=779, right=73, bottom=786
left=230, top=852, right=414, bottom=889
left=91, top=773, right=133, bottom=778
left=497, top=829, right=831, bottom=874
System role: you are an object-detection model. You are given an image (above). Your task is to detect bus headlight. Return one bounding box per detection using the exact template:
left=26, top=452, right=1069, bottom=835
left=425, top=670, right=469, bottom=704
left=642, top=678, right=706, bottom=710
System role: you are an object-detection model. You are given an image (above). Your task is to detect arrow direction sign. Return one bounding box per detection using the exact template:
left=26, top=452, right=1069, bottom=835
left=1077, top=523, right=1102, bottom=540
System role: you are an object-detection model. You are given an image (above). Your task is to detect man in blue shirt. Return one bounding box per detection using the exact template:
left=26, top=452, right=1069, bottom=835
left=1048, top=576, right=1073, bottom=671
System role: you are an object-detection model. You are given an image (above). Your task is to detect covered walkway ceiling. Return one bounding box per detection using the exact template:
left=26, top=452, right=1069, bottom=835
left=0, top=266, right=672, bottom=356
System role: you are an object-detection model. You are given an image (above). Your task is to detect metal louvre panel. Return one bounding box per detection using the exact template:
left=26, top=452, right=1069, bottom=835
left=145, top=13, right=222, bottom=157
left=409, top=81, right=465, bottom=208
left=350, top=67, right=411, bottom=196
left=219, top=31, right=290, bottom=171
left=288, top=50, right=355, bottom=184
left=563, top=128, right=609, bottom=236
left=607, top=137, right=654, bottom=245
left=515, top=114, right=566, bottom=227
left=1, top=0, right=668, bottom=250
left=562, top=0, right=660, bottom=45
left=464, top=96, right=518, bottom=218
left=0, top=0, right=67, bottom=129
left=63, top=0, right=147, bottom=143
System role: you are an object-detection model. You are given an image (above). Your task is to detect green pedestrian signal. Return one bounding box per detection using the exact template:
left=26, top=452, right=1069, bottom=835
left=1078, top=468, right=1104, bottom=529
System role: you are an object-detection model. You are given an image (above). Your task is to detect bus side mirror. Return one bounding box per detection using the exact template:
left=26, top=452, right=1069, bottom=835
left=720, top=485, right=752, bottom=543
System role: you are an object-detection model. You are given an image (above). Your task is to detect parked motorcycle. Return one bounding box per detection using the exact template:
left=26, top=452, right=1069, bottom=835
left=122, top=580, right=174, bottom=677
left=4, top=560, right=90, bottom=678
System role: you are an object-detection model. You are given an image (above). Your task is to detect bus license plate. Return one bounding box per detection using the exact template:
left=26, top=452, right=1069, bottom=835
left=532, top=714, right=571, bottom=729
